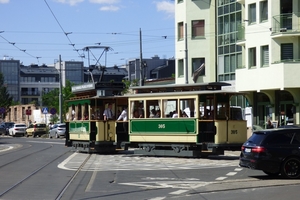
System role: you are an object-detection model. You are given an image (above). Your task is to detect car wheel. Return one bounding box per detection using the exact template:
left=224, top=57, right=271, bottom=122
left=263, top=170, right=279, bottom=177
left=55, top=133, right=59, bottom=139
left=281, top=157, right=300, bottom=179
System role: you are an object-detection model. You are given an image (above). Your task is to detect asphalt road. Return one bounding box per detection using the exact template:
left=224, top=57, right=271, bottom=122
left=1, top=136, right=300, bottom=200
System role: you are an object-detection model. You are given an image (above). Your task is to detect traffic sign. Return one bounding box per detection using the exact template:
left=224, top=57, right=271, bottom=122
left=42, top=107, right=48, bottom=114
left=0, top=107, right=5, bottom=114
left=50, top=108, right=57, bottom=115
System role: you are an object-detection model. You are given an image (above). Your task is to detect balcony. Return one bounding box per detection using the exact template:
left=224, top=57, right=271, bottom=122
left=271, top=13, right=300, bottom=38
left=236, top=23, right=245, bottom=46
left=21, top=91, right=40, bottom=96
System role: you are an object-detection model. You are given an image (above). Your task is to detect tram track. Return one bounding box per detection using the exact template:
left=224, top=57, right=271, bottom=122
left=0, top=145, right=53, bottom=169
left=0, top=149, right=72, bottom=198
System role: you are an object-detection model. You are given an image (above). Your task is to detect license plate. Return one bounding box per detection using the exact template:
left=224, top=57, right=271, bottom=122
left=245, top=148, right=251, bottom=153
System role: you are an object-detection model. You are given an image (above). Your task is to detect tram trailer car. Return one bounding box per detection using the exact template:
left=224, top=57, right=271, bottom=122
left=123, top=83, right=248, bottom=157
left=65, top=82, right=129, bottom=153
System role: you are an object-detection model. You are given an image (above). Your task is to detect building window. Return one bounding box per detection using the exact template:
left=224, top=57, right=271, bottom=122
left=249, top=3, right=256, bottom=24
left=260, top=1, right=268, bottom=22
left=191, top=58, right=205, bottom=76
left=192, top=20, right=205, bottom=38
left=281, top=43, right=293, bottom=61
left=178, top=0, right=183, bottom=3
left=178, top=59, right=184, bottom=77
left=178, top=22, right=184, bottom=41
left=261, top=45, right=269, bottom=67
left=249, top=47, right=257, bottom=67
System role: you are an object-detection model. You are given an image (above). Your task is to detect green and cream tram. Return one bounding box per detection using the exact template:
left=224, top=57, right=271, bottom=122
left=65, top=82, right=247, bottom=157
left=124, top=83, right=247, bottom=157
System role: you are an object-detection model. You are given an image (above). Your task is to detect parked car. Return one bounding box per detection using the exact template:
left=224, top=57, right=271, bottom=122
left=9, top=123, right=27, bottom=137
left=49, top=123, right=66, bottom=138
left=26, top=123, right=47, bottom=137
left=239, top=127, right=300, bottom=179
left=0, top=124, right=6, bottom=135
left=5, top=122, right=15, bottom=135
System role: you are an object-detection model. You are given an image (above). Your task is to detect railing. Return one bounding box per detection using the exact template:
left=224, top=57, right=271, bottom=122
left=21, top=92, right=40, bottom=96
left=272, top=13, right=300, bottom=33
left=236, top=23, right=245, bottom=41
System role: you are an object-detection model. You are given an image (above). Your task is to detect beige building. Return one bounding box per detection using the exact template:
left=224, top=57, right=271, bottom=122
left=175, top=0, right=300, bottom=127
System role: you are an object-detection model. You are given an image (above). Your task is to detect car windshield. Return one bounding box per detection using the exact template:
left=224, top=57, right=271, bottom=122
left=59, top=125, right=66, bottom=128
left=16, top=125, right=26, bottom=128
left=36, top=124, right=46, bottom=128
left=245, top=132, right=267, bottom=145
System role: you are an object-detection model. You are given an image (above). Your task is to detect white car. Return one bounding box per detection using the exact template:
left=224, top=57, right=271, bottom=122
left=9, top=123, right=27, bottom=137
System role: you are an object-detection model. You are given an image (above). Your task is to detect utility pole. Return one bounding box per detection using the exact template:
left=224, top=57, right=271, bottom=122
left=185, top=23, right=188, bottom=84
left=139, top=28, right=143, bottom=86
left=59, top=55, right=63, bottom=123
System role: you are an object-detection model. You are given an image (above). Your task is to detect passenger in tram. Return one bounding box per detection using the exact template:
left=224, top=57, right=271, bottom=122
left=84, top=113, right=89, bottom=120
left=117, top=106, right=128, bottom=121
left=138, top=102, right=144, bottom=118
left=133, top=110, right=140, bottom=118
left=172, top=110, right=178, bottom=118
left=154, top=110, right=161, bottom=118
left=182, top=111, right=188, bottom=118
left=103, top=103, right=114, bottom=120
left=149, top=109, right=156, bottom=118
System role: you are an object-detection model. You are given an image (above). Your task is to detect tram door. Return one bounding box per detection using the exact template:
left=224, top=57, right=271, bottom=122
left=279, top=102, right=293, bottom=126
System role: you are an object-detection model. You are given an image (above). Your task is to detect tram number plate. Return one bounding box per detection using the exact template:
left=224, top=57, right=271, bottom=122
left=231, top=130, right=238, bottom=134
left=158, top=124, right=165, bottom=129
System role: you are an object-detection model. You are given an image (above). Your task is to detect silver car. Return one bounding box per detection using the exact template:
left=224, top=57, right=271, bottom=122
left=49, top=123, right=66, bottom=138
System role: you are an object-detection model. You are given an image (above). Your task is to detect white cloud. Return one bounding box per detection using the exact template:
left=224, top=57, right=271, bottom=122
left=99, top=5, right=120, bottom=11
left=54, top=0, right=84, bottom=6
left=0, top=0, right=9, bottom=3
left=155, top=1, right=175, bottom=15
left=89, top=0, right=120, bottom=4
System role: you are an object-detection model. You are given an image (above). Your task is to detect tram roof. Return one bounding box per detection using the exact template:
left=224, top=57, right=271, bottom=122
left=124, top=89, right=242, bottom=98
left=129, top=82, right=231, bottom=94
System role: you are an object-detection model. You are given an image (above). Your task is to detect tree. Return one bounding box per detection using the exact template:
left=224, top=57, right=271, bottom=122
left=42, top=80, right=75, bottom=122
left=0, top=73, right=13, bottom=119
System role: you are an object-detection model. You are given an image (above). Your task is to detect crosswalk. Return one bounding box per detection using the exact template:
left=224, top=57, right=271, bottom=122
left=58, top=152, right=239, bottom=172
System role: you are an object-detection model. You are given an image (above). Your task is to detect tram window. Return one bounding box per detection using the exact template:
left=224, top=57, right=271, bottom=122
left=164, top=99, right=177, bottom=118
left=146, top=100, right=160, bottom=118
left=217, top=103, right=229, bottom=120
left=230, top=106, right=244, bottom=120
left=179, top=98, right=196, bottom=118
left=130, top=101, right=144, bottom=118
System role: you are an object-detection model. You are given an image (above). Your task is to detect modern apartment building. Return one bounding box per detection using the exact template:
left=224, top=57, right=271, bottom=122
left=236, top=0, right=300, bottom=126
left=175, top=0, right=300, bottom=127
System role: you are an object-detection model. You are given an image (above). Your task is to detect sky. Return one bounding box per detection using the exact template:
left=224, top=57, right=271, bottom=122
left=0, top=0, right=175, bottom=67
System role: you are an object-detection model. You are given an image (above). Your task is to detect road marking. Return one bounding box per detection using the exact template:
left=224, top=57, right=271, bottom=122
left=169, top=189, right=189, bottom=195
left=235, top=168, right=243, bottom=171
left=57, top=152, right=80, bottom=170
left=27, top=140, right=64, bottom=145
left=0, top=145, right=14, bottom=152
left=226, top=172, right=237, bottom=176
left=215, top=177, right=227, bottom=180
left=148, top=197, right=166, bottom=200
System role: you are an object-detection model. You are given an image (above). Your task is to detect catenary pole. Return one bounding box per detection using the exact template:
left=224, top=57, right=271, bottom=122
left=59, top=55, right=63, bottom=123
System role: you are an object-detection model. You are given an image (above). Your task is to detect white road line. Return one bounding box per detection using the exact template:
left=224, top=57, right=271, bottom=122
left=235, top=168, right=243, bottom=171
left=148, top=197, right=166, bottom=200
left=0, top=145, right=14, bottom=152
left=27, top=140, right=64, bottom=145
left=226, top=172, right=237, bottom=176
left=57, top=152, right=79, bottom=170
left=169, top=189, right=189, bottom=195
left=86, top=170, right=98, bottom=192
left=215, top=177, right=227, bottom=180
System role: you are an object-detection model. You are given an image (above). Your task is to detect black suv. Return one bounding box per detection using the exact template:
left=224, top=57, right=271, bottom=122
left=239, top=128, right=300, bottom=179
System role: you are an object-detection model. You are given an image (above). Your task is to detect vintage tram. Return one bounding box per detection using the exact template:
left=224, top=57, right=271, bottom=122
left=65, top=82, right=248, bottom=157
